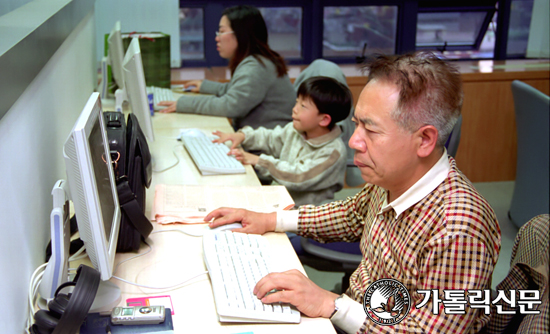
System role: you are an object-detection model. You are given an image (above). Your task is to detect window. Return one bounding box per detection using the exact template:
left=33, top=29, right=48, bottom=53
left=425, top=12, right=498, bottom=60
left=417, top=12, right=490, bottom=49
left=414, top=0, right=497, bottom=61
left=506, top=0, right=534, bottom=57
left=323, top=6, right=398, bottom=58
left=179, top=8, right=204, bottom=60
left=177, top=1, right=539, bottom=68
left=259, top=7, right=303, bottom=59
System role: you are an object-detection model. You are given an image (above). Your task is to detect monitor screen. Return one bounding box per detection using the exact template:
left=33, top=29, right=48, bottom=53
left=88, top=118, right=116, bottom=241
left=63, top=92, right=120, bottom=281
left=122, top=37, right=155, bottom=142
left=108, top=21, right=125, bottom=90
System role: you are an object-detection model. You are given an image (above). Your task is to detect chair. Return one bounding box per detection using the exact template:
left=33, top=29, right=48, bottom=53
left=508, top=80, right=550, bottom=228
left=296, top=112, right=464, bottom=292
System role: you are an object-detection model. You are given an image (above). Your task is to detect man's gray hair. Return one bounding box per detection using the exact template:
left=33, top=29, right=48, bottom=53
left=363, top=51, right=463, bottom=147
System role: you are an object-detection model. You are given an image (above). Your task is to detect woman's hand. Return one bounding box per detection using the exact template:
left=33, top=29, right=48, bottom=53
left=157, top=101, right=176, bottom=113
left=184, top=80, right=203, bottom=93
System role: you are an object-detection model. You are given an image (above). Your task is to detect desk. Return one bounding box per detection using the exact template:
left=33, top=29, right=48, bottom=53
left=101, top=112, right=336, bottom=333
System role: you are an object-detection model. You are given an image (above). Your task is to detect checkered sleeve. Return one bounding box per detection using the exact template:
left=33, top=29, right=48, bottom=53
left=487, top=214, right=549, bottom=334
left=296, top=185, right=382, bottom=243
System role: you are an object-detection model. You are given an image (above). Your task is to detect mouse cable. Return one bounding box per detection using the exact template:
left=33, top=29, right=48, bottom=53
left=153, top=144, right=181, bottom=173
left=111, top=270, right=209, bottom=290
left=154, top=227, right=207, bottom=237
left=111, top=229, right=208, bottom=290
left=68, top=245, right=87, bottom=262
left=113, top=228, right=203, bottom=273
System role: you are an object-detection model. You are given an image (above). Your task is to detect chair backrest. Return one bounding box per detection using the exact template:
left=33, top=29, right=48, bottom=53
left=445, top=114, right=462, bottom=158
left=509, top=80, right=550, bottom=227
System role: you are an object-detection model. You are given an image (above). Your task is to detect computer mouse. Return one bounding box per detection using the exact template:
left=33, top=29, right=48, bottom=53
left=179, top=128, right=205, bottom=139
left=183, top=85, right=197, bottom=92
left=209, top=222, right=243, bottom=232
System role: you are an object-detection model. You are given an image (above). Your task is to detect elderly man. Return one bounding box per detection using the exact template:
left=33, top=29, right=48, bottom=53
left=206, top=51, right=501, bottom=333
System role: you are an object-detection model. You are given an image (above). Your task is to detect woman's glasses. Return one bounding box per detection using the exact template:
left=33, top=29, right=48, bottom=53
left=215, top=30, right=234, bottom=37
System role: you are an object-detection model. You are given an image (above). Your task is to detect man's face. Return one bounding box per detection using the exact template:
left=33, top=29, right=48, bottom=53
left=349, top=80, right=420, bottom=193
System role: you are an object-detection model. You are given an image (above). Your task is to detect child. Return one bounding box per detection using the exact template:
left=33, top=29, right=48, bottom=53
left=213, top=76, right=352, bottom=206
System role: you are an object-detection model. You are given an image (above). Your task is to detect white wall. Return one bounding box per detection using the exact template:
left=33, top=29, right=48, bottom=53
left=0, top=0, right=33, bottom=17
left=95, top=0, right=180, bottom=68
left=0, top=11, right=96, bottom=332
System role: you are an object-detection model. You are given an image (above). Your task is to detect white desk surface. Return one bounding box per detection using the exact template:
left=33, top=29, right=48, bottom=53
left=105, top=111, right=336, bottom=333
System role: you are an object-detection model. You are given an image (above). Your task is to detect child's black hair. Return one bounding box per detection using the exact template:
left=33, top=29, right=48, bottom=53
left=297, top=76, right=352, bottom=130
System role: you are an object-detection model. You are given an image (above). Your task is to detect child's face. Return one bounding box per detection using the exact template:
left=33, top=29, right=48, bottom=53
left=292, top=96, right=325, bottom=133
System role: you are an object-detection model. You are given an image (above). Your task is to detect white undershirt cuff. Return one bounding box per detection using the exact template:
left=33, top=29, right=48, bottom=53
left=330, top=294, right=366, bottom=334
left=275, top=210, right=299, bottom=232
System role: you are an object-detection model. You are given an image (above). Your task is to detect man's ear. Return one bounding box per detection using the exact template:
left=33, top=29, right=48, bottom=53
left=416, top=125, right=438, bottom=158
left=319, top=114, right=332, bottom=127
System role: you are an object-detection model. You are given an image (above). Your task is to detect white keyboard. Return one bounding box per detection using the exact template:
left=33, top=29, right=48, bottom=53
left=181, top=134, right=245, bottom=175
left=147, top=86, right=176, bottom=110
left=203, top=230, right=301, bottom=323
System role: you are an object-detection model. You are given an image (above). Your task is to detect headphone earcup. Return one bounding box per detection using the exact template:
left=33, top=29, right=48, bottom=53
left=47, top=293, right=70, bottom=318
left=30, top=265, right=100, bottom=334
left=32, top=309, right=60, bottom=334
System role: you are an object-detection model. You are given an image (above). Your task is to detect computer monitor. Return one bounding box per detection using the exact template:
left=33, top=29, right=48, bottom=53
left=121, top=37, right=155, bottom=142
left=108, top=21, right=125, bottom=90
left=99, top=21, right=125, bottom=98
left=63, top=92, right=121, bottom=310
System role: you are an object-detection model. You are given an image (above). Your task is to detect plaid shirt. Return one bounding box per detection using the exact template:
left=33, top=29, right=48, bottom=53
left=487, top=214, right=549, bottom=334
left=297, top=157, right=501, bottom=333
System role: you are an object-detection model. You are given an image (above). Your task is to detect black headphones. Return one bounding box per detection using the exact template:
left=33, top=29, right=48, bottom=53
left=30, top=265, right=100, bottom=334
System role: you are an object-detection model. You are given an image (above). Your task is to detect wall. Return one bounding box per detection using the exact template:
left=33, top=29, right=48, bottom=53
left=94, top=0, right=180, bottom=68
left=526, top=0, right=550, bottom=58
left=0, top=0, right=33, bottom=16
left=0, top=9, right=96, bottom=333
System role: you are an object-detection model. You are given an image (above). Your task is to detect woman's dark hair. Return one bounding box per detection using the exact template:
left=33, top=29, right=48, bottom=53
left=222, top=5, right=287, bottom=77
left=297, top=76, right=352, bottom=130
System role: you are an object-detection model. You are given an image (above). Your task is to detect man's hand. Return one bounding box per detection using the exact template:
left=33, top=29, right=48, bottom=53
left=254, top=269, right=339, bottom=318
left=229, top=148, right=259, bottom=166
left=157, top=101, right=176, bottom=113
left=204, top=208, right=276, bottom=234
left=212, top=131, right=245, bottom=149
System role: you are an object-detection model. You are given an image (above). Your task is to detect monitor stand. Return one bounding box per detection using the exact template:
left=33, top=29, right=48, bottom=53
left=37, top=180, right=71, bottom=308
left=38, top=179, right=122, bottom=313
left=89, top=280, right=122, bottom=313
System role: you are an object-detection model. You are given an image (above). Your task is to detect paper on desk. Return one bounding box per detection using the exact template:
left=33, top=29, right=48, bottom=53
left=151, top=184, right=295, bottom=224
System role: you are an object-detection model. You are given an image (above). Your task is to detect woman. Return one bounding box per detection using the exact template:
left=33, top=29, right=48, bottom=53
left=159, top=5, right=295, bottom=130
